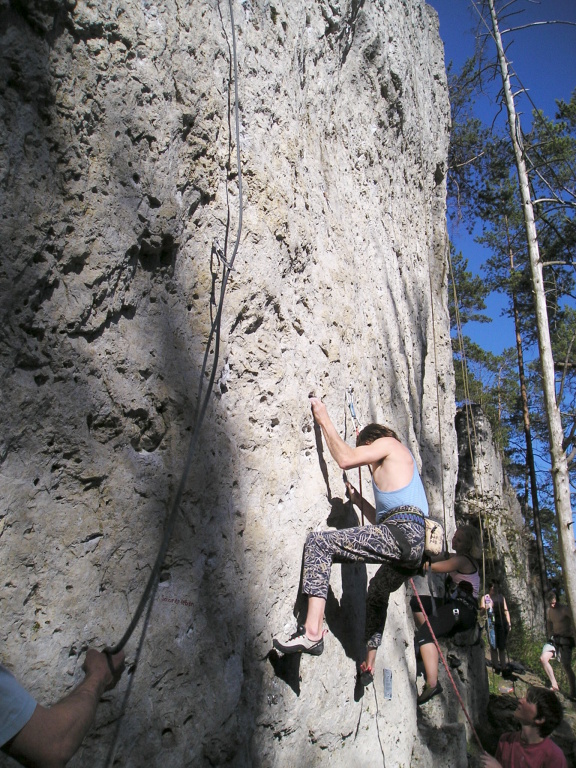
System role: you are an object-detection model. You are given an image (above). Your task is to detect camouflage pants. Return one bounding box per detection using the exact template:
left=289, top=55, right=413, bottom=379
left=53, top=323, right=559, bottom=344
left=302, top=511, right=425, bottom=648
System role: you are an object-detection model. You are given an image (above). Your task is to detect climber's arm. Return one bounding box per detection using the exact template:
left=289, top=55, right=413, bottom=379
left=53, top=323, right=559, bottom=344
left=345, top=482, right=376, bottom=524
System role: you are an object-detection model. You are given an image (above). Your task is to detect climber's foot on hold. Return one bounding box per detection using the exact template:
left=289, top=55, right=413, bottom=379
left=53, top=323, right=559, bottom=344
left=273, top=626, right=325, bottom=656
left=417, top=681, right=443, bottom=705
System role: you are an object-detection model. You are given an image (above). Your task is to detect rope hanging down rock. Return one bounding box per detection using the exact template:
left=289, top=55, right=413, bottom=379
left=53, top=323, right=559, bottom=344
left=103, top=3, right=243, bottom=765
left=410, top=578, right=485, bottom=754
left=105, top=0, right=243, bottom=657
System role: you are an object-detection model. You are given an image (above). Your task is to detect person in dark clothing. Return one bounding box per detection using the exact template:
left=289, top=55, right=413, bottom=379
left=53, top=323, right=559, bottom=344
left=540, top=590, right=576, bottom=700
left=410, top=525, right=481, bottom=705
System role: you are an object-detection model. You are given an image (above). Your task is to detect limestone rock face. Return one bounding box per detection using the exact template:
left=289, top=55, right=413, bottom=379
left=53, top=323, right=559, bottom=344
left=455, top=406, right=544, bottom=632
left=0, top=1, right=456, bottom=765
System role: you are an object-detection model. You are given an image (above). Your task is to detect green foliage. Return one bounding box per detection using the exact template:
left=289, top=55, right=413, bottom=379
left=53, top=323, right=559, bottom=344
left=449, top=247, right=491, bottom=331
left=452, top=337, right=517, bottom=452
left=447, top=45, right=576, bottom=547
left=538, top=507, right=563, bottom=585
left=507, top=626, right=546, bottom=679
left=447, top=58, right=491, bottom=222
left=507, top=622, right=576, bottom=695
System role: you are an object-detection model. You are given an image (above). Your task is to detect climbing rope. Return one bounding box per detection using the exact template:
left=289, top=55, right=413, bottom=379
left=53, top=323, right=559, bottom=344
left=461, top=0, right=551, bottom=618
left=448, top=243, right=518, bottom=590
left=102, top=4, right=243, bottom=764
left=105, top=0, right=242, bottom=660
left=425, top=251, right=449, bottom=552
left=345, top=385, right=365, bottom=524
left=410, top=578, right=485, bottom=754
left=447, top=246, right=511, bottom=679
left=372, top=684, right=387, bottom=767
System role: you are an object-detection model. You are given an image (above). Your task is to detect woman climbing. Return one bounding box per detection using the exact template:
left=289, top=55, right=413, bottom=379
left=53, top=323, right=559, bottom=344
left=273, top=397, right=428, bottom=686
left=480, top=579, right=511, bottom=673
left=410, top=525, right=481, bottom=705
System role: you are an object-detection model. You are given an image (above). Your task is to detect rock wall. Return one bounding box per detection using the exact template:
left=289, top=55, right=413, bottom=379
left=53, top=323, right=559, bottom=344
left=455, top=405, right=544, bottom=633
left=0, top=1, right=457, bottom=766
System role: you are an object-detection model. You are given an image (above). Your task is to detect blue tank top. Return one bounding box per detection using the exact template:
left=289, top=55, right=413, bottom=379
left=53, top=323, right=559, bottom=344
left=372, top=453, right=429, bottom=522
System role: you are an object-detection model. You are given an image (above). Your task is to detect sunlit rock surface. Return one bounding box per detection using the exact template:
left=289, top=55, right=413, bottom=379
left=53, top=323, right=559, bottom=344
left=0, top=1, right=462, bottom=765
left=455, top=405, right=544, bottom=634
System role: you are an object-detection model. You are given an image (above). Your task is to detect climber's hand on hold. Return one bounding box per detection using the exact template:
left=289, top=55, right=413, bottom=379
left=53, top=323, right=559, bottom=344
left=309, top=396, right=329, bottom=427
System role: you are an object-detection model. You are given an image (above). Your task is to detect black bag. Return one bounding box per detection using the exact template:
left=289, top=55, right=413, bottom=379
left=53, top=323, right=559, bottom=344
left=452, top=621, right=482, bottom=647
left=553, top=635, right=575, bottom=649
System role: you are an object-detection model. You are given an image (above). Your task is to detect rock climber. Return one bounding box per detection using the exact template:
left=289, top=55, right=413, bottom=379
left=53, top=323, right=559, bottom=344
left=480, top=686, right=567, bottom=768
left=410, top=525, right=481, bottom=705
left=273, top=396, right=428, bottom=686
left=1, top=648, right=125, bottom=767
left=540, top=590, right=576, bottom=701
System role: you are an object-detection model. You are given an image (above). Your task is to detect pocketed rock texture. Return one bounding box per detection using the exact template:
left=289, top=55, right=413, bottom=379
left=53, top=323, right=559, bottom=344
left=455, top=405, right=544, bottom=633
left=1, top=1, right=460, bottom=766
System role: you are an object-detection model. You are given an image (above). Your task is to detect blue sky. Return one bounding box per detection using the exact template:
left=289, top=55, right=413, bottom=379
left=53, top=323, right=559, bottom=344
left=427, top=0, right=576, bottom=354
left=427, top=2, right=576, bottom=535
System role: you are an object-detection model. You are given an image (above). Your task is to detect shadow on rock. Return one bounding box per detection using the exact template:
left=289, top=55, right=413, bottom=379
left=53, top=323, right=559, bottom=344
left=267, top=650, right=301, bottom=696
left=325, top=496, right=368, bottom=662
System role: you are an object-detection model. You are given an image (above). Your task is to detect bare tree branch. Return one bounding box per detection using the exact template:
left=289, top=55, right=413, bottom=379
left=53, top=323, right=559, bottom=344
left=503, top=20, right=576, bottom=34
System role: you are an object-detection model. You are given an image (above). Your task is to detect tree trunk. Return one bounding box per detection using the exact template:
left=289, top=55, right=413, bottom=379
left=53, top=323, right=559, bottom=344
left=506, top=229, right=548, bottom=603
left=487, top=0, right=576, bottom=615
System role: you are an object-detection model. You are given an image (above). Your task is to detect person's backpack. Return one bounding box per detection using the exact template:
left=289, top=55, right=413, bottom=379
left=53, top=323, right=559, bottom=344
left=452, top=622, right=482, bottom=647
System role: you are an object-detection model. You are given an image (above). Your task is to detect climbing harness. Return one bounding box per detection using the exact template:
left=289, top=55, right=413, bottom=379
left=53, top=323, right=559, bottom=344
left=410, top=578, right=485, bottom=754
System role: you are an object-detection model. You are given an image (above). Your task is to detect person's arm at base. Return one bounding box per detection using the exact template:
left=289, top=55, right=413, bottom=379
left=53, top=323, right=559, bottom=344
left=4, top=649, right=124, bottom=768
left=546, top=609, right=553, bottom=640
left=430, top=555, right=469, bottom=574
left=479, top=754, right=502, bottom=768
left=503, top=598, right=511, bottom=631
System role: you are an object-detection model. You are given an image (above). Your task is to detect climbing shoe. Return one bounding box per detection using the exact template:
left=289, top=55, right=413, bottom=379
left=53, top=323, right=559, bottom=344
left=417, top=682, right=443, bottom=705
left=273, top=627, right=324, bottom=656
